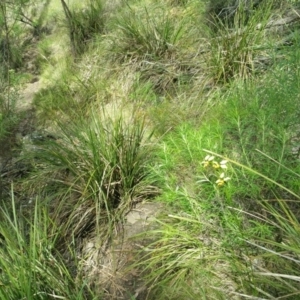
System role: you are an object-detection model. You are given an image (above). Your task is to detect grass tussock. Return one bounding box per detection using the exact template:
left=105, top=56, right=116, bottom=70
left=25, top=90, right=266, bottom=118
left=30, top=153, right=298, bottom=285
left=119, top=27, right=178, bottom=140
left=110, top=1, right=192, bottom=60
left=0, top=188, right=94, bottom=300
left=22, top=111, right=158, bottom=244
left=61, top=0, right=108, bottom=56
left=207, top=0, right=274, bottom=83
left=134, top=203, right=236, bottom=300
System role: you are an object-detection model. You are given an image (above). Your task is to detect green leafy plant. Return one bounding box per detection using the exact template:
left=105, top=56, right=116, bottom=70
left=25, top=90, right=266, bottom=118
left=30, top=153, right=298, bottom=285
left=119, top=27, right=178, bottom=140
left=217, top=48, right=300, bottom=202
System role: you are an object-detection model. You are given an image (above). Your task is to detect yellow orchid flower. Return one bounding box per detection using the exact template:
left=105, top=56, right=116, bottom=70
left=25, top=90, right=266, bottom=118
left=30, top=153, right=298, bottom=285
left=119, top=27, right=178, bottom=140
left=216, top=172, right=230, bottom=187
left=201, top=155, right=215, bottom=168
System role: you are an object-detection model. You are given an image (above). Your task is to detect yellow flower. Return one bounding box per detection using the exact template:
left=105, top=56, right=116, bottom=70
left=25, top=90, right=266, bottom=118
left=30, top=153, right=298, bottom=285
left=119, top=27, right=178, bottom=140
left=201, top=155, right=215, bottom=168
left=216, top=173, right=230, bottom=187
left=213, top=161, right=220, bottom=169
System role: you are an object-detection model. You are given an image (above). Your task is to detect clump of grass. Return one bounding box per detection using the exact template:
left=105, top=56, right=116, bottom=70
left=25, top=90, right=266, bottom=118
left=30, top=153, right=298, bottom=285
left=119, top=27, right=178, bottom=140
left=250, top=199, right=300, bottom=299
left=0, top=187, right=94, bottom=299
left=61, top=0, right=107, bottom=55
left=207, top=0, right=273, bottom=83
left=205, top=0, right=266, bottom=31
left=23, top=110, right=158, bottom=244
left=134, top=188, right=241, bottom=299
left=110, top=4, right=186, bottom=60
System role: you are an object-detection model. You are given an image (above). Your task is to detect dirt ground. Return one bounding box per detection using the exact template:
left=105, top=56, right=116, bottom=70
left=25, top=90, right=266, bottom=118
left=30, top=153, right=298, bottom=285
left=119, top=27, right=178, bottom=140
left=80, top=202, right=163, bottom=300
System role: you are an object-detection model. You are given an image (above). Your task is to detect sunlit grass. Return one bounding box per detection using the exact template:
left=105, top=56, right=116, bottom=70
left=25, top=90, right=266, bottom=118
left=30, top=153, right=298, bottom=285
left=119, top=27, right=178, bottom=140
left=0, top=186, right=94, bottom=299
left=207, top=150, right=300, bottom=298
left=136, top=39, right=300, bottom=298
